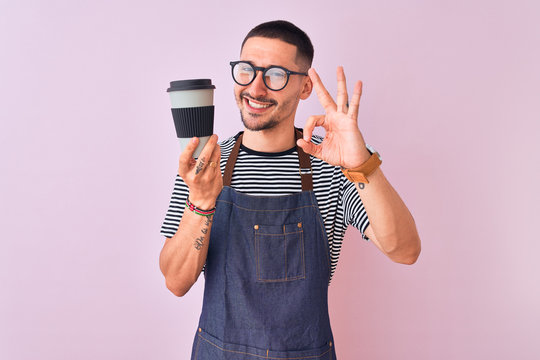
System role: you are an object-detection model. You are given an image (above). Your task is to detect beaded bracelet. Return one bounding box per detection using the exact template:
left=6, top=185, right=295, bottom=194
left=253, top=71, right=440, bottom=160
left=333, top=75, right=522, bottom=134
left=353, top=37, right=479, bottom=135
left=185, top=198, right=216, bottom=217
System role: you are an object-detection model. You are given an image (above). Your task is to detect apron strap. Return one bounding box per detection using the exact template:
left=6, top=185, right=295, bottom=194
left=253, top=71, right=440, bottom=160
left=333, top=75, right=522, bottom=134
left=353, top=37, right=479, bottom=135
left=223, top=129, right=313, bottom=191
left=295, top=129, right=314, bottom=191
left=223, top=133, right=243, bottom=186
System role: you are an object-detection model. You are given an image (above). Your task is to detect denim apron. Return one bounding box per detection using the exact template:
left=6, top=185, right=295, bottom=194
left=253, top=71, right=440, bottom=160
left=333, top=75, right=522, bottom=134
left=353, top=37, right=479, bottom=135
left=191, top=129, right=336, bottom=359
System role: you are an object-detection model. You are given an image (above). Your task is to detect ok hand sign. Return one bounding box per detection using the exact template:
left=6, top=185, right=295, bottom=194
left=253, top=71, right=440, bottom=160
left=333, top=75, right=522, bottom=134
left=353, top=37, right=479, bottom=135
left=297, top=67, right=371, bottom=169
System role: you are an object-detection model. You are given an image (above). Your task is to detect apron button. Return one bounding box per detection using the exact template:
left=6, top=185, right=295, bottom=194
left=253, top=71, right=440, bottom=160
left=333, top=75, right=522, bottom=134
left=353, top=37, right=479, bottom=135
left=254, top=225, right=259, bottom=230
left=297, top=222, right=302, bottom=228
left=198, top=328, right=202, bottom=333
left=329, top=341, right=332, bottom=346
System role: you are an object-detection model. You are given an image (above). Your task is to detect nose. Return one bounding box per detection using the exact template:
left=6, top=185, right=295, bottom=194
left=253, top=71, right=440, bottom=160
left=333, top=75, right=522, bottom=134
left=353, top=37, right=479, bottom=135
left=246, top=70, right=268, bottom=98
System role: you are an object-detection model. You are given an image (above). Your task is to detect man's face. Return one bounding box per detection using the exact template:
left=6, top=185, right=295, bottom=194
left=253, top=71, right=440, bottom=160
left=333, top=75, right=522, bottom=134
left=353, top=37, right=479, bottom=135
left=234, top=37, right=310, bottom=132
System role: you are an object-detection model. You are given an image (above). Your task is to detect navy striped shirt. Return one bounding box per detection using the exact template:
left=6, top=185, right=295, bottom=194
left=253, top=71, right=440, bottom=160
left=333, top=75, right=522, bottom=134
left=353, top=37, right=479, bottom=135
left=160, top=132, right=370, bottom=283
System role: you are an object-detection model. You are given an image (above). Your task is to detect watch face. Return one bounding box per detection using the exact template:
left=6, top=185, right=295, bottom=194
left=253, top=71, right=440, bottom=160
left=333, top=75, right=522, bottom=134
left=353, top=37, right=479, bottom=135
left=366, top=143, right=382, bottom=161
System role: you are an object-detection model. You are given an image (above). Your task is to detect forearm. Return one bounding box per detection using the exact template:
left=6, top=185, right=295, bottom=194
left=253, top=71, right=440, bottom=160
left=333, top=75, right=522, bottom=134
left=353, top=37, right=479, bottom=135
left=159, top=209, right=214, bottom=296
left=355, top=167, right=421, bottom=263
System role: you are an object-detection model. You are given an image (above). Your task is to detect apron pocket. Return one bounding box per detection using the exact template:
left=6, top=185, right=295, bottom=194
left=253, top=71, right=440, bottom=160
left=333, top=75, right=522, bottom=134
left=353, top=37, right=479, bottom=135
left=254, top=222, right=305, bottom=282
left=194, top=327, right=334, bottom=360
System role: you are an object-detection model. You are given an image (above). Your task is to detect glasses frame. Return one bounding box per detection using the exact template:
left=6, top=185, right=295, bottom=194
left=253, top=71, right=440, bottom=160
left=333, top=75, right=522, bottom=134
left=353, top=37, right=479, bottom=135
left=230, top=61, right=308, bottom=91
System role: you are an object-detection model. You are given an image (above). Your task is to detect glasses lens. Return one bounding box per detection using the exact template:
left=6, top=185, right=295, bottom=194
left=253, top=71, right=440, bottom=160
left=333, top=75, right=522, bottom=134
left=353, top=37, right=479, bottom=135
left=233, top=62, right=255, bottom=85
left=264, top=67, right=288, bottom=90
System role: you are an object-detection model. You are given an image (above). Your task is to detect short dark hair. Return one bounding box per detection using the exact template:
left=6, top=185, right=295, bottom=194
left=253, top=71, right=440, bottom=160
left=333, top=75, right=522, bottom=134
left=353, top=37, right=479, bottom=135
left=241, top=20, right=314, bottom=69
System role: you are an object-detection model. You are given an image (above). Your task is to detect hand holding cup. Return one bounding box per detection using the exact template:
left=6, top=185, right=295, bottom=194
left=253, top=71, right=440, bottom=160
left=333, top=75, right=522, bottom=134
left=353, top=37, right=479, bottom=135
left=178, top=134, right=223, bottom=210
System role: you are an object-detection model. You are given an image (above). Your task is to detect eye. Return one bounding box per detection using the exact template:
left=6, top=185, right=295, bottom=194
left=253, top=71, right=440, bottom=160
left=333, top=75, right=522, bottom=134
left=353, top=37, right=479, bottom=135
left=266, top=68, right=287, bottom=80
left=239, top=64, right=254, bottom=73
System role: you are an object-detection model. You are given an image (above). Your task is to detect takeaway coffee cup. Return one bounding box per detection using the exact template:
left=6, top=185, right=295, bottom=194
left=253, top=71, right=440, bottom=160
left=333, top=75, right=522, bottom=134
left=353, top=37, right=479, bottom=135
left=167, top=79, right=215, bottom=158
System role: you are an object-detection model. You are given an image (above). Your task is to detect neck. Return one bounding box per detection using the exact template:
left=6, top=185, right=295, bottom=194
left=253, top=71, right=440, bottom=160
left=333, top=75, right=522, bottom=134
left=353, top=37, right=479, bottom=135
left=242, top=124, right=297, bottom=153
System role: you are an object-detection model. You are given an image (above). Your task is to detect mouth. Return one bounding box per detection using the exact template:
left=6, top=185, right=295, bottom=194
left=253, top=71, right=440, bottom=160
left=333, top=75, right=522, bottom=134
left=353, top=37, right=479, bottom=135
left=243, top=96, right=275, bottom=114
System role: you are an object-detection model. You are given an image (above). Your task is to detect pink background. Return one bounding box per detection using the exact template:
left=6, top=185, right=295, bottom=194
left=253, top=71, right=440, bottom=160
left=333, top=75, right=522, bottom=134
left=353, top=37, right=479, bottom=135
left=1, top=0, right=539, bottom=359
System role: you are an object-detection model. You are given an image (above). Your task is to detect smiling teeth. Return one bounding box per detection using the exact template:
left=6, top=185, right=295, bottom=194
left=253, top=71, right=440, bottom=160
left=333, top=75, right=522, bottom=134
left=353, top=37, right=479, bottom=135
left=248, top=100, right=271, bottom=109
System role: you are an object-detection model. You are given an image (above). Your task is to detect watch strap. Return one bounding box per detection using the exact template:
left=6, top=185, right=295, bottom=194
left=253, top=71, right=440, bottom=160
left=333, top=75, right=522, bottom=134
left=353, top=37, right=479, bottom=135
left=341, top=152, right=382, bottom=183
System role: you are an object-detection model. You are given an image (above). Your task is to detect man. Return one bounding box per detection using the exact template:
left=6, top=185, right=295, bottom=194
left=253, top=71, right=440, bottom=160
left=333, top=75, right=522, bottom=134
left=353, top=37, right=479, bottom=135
left=159, top=20, right=420, bottom=359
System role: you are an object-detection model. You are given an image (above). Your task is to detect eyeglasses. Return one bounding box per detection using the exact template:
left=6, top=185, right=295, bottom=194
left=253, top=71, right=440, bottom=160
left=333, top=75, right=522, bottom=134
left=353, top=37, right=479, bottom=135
left=230, top=61, right=308, bottom=91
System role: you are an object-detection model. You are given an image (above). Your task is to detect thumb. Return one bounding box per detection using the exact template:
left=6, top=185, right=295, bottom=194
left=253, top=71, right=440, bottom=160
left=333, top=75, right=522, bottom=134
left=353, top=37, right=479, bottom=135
left=297, top=138, right=321, bottom=158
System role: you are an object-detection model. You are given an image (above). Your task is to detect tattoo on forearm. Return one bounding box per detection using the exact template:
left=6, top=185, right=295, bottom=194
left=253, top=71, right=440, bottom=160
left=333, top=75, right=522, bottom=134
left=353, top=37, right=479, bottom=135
left=194, top=236, right=204, bottom=250
left=195, top=157, right=206, bottom=175
left=193, top=215, right=214, bottom=250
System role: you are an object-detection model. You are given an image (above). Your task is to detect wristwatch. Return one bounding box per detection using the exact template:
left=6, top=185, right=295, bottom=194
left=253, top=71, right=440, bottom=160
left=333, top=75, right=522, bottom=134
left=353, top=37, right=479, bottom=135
left=341, top=144, right=382, bottom=184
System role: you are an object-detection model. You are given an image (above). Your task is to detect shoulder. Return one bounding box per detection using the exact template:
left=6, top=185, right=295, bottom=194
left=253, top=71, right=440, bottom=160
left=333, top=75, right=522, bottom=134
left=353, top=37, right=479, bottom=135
left=218, top=134, right=238, bottom=157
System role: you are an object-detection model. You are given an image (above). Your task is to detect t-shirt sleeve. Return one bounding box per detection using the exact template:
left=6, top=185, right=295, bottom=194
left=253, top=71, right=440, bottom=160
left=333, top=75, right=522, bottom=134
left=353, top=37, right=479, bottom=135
left=340, top=174, right=371, bottom=241
left=159, top=174, right=189, bottom=239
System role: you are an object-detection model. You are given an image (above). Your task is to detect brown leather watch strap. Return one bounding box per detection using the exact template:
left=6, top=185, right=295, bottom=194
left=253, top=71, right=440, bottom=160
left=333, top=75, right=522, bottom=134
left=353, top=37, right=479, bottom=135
left=341, top=152, right=382, bottom=183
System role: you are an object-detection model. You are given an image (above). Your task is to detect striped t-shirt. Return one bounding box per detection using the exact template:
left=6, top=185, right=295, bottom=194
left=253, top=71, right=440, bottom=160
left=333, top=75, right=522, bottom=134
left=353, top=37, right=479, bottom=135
left=160, top=131, right=370, bottom=283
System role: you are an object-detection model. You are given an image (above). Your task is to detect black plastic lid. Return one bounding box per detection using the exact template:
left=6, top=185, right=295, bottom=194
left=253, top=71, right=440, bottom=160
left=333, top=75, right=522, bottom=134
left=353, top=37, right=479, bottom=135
left=167, top=79, right=215, bottom=92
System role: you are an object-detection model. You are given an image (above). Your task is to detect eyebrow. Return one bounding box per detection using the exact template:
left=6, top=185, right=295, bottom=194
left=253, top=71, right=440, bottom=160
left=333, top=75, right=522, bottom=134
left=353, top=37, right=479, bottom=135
left=239, top=60, right=299, bottom=71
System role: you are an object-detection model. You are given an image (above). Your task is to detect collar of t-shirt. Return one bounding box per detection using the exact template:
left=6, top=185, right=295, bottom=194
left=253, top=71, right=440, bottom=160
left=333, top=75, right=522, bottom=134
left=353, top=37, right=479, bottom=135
left=234, top=129, right=301, bottom=157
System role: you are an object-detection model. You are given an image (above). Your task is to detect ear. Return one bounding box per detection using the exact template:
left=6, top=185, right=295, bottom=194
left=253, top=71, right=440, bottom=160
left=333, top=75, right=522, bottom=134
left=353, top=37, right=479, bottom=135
left=299, top=76, right=313, bottom=100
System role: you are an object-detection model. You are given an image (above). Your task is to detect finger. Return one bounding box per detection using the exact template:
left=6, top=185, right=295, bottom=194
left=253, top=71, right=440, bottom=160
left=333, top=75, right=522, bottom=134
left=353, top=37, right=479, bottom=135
left=302, top=115, right=326, bottom=141
left=178, top=137, right=199, bottom=176
left=308, top=68, right=336, bottom=112
left=336, top=66, right=348, bottom=113
left=207, top=143, right=222, bottom=175
left=296, top=138, right=323, bottom=159
left=194, top=134, right=218, bottom=176
left=347, top=80, right=363, bottom=120
left=209, top=143, right=221, bottom=164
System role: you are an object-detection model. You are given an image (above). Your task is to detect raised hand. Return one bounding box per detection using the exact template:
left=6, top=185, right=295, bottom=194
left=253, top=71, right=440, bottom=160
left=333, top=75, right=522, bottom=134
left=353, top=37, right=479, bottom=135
left=297, top=67, right=371, bottom=169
